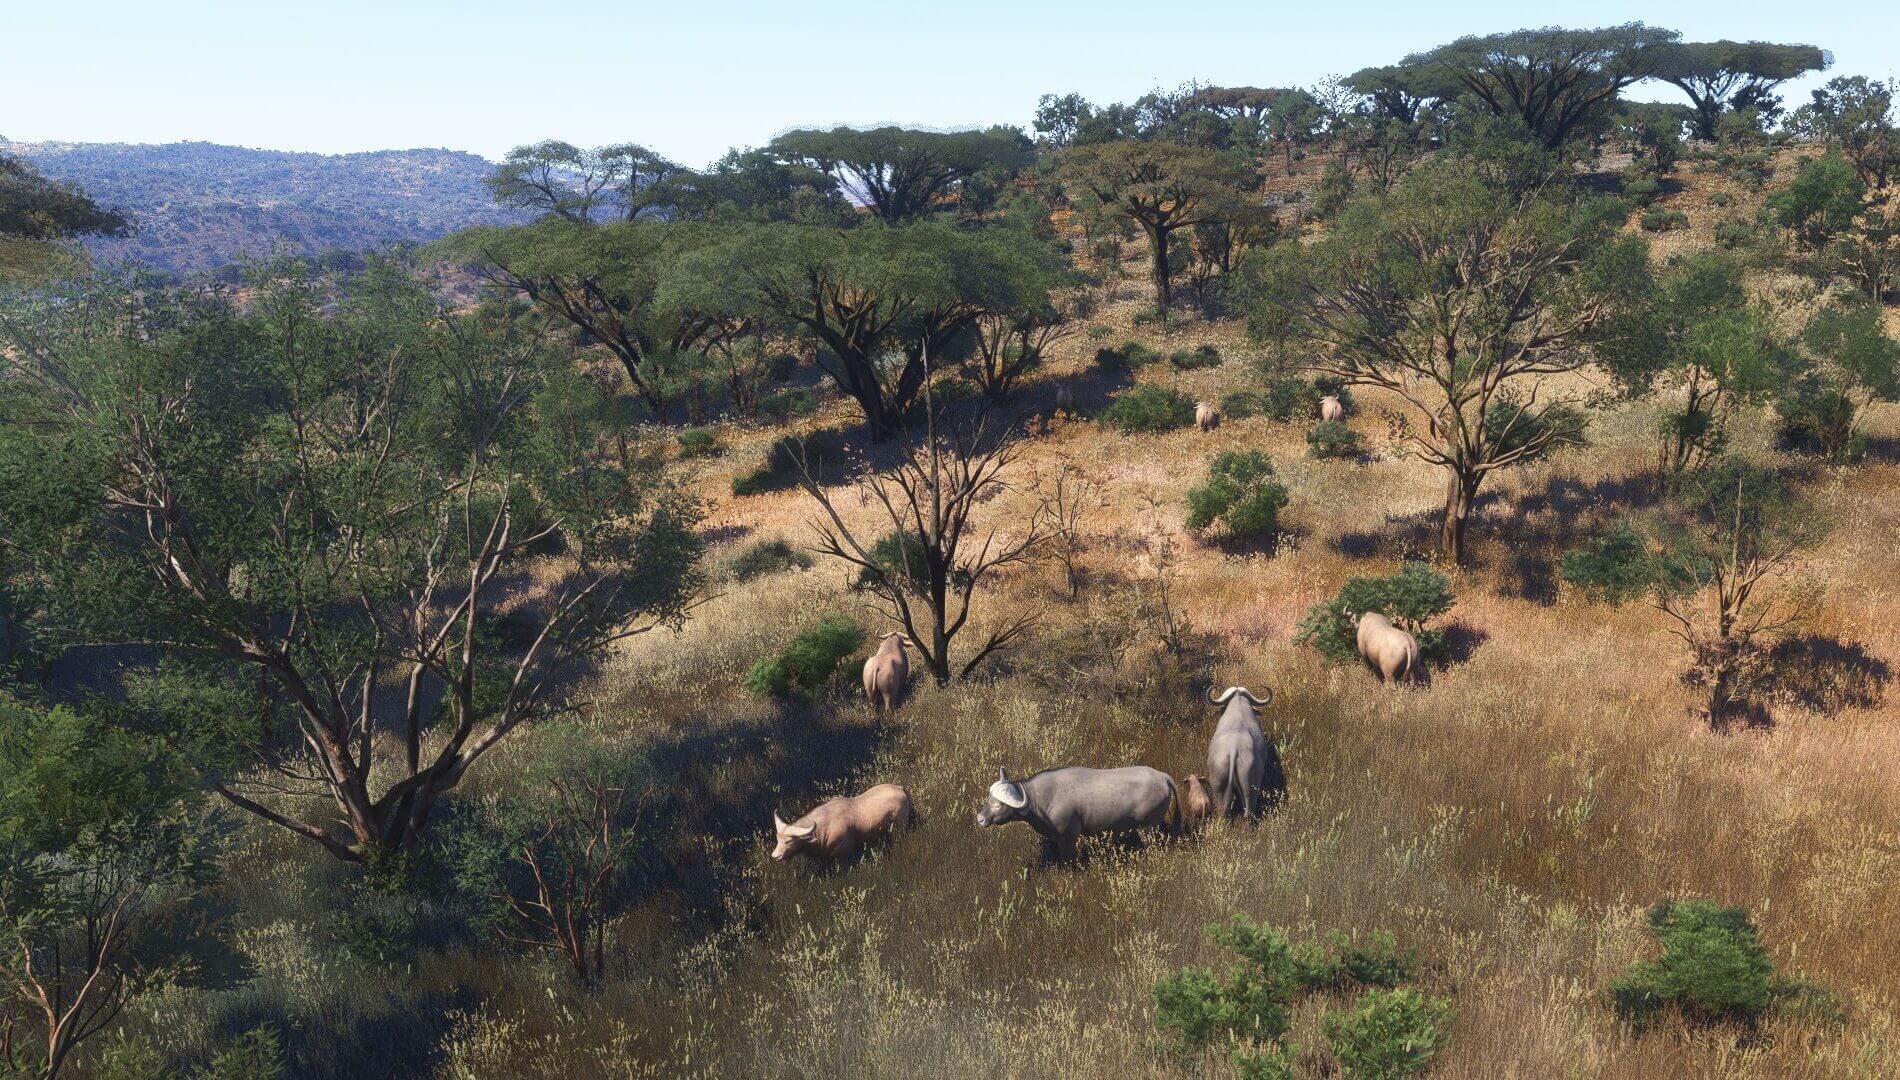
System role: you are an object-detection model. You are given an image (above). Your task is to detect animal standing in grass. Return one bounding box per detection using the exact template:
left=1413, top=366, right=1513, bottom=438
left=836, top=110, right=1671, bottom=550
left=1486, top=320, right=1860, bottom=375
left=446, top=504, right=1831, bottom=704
left=862, top=632, right=911, bottom=712
left=1319, top=394, right=1344, bottom=423
left=772, top=784, right=915, bottom=864
left=1204, top=686, right=1287, bottom=820
left=1349, top=610, right=1420, bottom=684
left=1196, top=400, right=1220, bottom=432
left=977, top=766, right=1177, bottom=862
left=1178, top=774, right=1214, bottom=831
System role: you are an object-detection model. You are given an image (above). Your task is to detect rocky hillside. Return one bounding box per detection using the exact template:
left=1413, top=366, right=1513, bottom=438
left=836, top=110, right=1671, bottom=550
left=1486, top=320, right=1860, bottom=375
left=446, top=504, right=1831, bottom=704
left=1, top=140, right=524, bottom=274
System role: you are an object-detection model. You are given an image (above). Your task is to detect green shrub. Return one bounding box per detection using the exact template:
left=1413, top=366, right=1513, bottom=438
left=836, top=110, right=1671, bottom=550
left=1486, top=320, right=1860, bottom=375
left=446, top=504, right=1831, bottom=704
left=1169, top=344, right=1224, bottom=370
left=1610, top=900, right=1775, bottom=1025
left=742, top=614, right=864, bottom=698
left=853, top=530, right=970, bottom=593
left=1640, top=207, right=1689, bottom=232
left=757, top=386, right=819, bottom=423
left=1094, top=341, right=1162, bottom=373
left=1559, top=524, right=1657, bottom=603
left=1101, top=384, right=1196, bottom=433
left=1307, top=419, right=1360, bottom=459
left=199, top=1027, right=287, bottom=1080
left=1087, top=324, right=1114, bottom=341
left=1623, top=175, right=1660, bottom=201
left=676, top=428, right=721, bottom=458
left=1260, top=375, right=1319, bottom=422
left=1184, top=451, right=1289, bottom=545
left=1155, top=918, right=1301, bottom=1054
left=1295, top=931, right=1416, bottom=991
left=725, top=538, right=812, bottom=582
left=1712, top=221, right=1758, bottom=250
left=1323, top=988, right=1451, bottom=1079
left=1708, top=191, right=1734, bottom=207
left=1231, top=1046, right=1298, bottom=1080
left=1295, top=563, right=1454, bottom=665
left=1220, top=390, right=1266, bottom=419
left=730, top=429, right=849, bottom=496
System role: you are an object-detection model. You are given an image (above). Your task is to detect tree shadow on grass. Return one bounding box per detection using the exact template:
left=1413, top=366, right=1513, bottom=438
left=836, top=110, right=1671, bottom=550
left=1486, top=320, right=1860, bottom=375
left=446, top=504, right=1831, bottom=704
left=1487, top=470, right=1665, bottom=605
left=1764, top=635, right=1892, bottom=716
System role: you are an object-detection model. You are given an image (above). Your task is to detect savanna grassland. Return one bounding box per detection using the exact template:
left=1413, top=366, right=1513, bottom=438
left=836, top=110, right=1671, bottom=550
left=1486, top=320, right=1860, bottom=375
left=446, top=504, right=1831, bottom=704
left=77, top=150, right=1894, bottom=1080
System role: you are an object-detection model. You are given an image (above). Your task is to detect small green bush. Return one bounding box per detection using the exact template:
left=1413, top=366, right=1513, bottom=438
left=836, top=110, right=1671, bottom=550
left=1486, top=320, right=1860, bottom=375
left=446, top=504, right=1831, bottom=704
left=1231, top=1046, right=1298, bottom=1080
left=1169, top=344, right=1224, bottom=370
left=1087, top=324, right=1114, bottom=341
left=757, top=387, right=819, bottom=423
left=1185, top=451, right=1289, bottom=545
left=1220, top=390, right=1266, bottom=419
left=1295, top=563, right=1454, bottom=665
left=1094, top=341, right=1163, bottom=373
left=853, top=530, right=971, bottom=593
left=676, top=428, right=721, bottom=458
left=1640, top=207, right=1689, bottom=232
left=1102, top=384, right=1197, bottom=433
left=742, top=614, right=864, bottom=698
left=726, top=538, right=812, bottom=582
left=1712, top=221, right=1758, bottom=250
left=1623, top=175, right=1661, bottom=201
left=1708, top=191, right=1734, bottom=207
left=1610, top=900, right=1775, bottom=1025
left=1307, top=419, right=1360, bottom=459
left=1323, top=988, right=1451, bottom=1079
left=1295, top=931, right=1416, bottom=991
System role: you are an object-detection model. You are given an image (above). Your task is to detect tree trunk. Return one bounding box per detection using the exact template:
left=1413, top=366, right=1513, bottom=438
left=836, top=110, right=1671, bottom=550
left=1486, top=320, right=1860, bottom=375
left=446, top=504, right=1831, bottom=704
left=1146, top=223, right=1172, bottom=314
left=1440, top=468, right=1481, bottom=564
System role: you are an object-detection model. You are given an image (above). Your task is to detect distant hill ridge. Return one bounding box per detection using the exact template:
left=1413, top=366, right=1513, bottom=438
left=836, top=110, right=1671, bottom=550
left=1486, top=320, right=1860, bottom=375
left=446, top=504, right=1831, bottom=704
left=1, top=139, right=527, bottom=274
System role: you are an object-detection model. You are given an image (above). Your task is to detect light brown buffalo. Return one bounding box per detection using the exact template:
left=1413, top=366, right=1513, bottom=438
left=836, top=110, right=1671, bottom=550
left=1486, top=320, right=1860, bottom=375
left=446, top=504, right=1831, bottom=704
left=1349, top=610, right=1419, bottom=684
left=772, top=783, right=915, bottom=863
left=1178, top=774, right=1214, bottom=831
left=1319, top=395, right=1344, bottom=423
left=862, top=632, right=911, bottom=712
left=1196, top=401, right=1220, bottom=432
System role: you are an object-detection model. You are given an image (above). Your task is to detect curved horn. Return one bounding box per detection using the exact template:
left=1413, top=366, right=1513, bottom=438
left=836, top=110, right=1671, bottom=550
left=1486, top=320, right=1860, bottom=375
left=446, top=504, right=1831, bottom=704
left=1239, top=687, right=1273, bottom=708
left=773, top=812, right=789, bottom=831
left=1210, top=686, right=1241, bottom=705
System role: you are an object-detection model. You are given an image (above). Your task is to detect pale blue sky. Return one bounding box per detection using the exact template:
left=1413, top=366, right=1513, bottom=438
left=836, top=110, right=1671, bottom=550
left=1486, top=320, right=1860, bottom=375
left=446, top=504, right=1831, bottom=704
left=4, top=1, right=1894, bottom=166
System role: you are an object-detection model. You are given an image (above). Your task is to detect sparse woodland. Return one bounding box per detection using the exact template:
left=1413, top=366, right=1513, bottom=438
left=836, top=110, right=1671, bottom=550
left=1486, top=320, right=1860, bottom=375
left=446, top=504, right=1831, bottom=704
left=4, top=23, right=1900, bottom=1079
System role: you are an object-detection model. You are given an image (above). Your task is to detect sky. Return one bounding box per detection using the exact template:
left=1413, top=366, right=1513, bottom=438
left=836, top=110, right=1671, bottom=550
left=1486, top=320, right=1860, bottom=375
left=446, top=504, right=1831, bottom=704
left=4, top=1, right=1896, bottom=167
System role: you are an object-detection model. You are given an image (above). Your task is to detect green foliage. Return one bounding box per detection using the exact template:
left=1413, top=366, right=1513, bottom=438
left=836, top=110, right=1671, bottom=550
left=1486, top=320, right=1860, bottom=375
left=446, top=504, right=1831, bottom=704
left=1169, top=344, right=1224, bottom=370
left=726, top=538, right=813, bottom=582
left=757, top=386, right=820, bottom=423
left=1764, top=154, right=1866, bottom=249
left=1218, top=390, right=1265, bottom=419
left=198, top=1027, right=287, bottom=1080
left=731, top=429, right=850, bottom=497
left=742, top=614, right=865, bottom=698
left=1296, top=564, right=1454, bottom=665
left=766, top=126, right=1032, bottom=222
left=1185, top=451, right=1290, bottom=545
left=1231, top=1045, right=1298, bottom=1080
left=1101, top=384, right=1197, bottom=433
left=1323, top=988, right=1452, bottom=1079
left=1559, top=524, right=1659, bottom=603
left=1293, top=931, right=1418, bottom=992
left=1639, top=207, right=1689, bottom=232
left=1775, top=298, right=1900, bottom=459
left=1093, top=340, right=1161, bottom=372
left=1307, top=419, right=1361, bottom=459
left=676, top=428, right=722, bottom=458
left=1610, top=900, right=1776, bottom=1024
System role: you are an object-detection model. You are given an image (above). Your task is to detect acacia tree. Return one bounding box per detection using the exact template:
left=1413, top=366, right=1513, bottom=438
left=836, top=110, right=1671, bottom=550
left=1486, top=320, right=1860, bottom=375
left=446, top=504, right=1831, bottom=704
left=435, top=218, right=743, bottom=411
left=767, top=126, right=1032, bottom=223
left=0, top=155, right=127, bottom=281
left=1403, top=24, right=1680, bottom=149
left=486, top=140, right=693, bottom=223
left=1247, top=160, right=1646, bottom=563
left=1057, top=141, right=1251, bottom=314
left=0, top=264, right=703, bottom=863
left=662, top=221, right=1064, bottom=439
left=1651, top=41, right=1831, bottom=140
left=1598, top=252, right=1789, bottom=472
left=796, top=394, right=1050, bottom=684
left=1562, top=462, right=1825, bottom=729
left=1789, top=76, right=1900, bottom=190
left=1777, top=298, right=1900, bottom=459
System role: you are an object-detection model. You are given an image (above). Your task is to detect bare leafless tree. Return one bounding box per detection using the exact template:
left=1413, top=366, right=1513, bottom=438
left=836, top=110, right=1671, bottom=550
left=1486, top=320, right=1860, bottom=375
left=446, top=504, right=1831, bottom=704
left=493, top=776, right=640, bottom=989
left=1035, top=464, right=1102, bottom=601
left=797, top=391, right=1049, bottom=684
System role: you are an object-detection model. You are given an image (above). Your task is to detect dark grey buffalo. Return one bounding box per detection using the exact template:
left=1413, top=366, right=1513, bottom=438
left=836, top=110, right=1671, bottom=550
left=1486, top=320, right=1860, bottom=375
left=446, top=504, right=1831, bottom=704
left=976, top=766, right=1177, bottom=861
left=1204, top=686, right=1287, bottom=820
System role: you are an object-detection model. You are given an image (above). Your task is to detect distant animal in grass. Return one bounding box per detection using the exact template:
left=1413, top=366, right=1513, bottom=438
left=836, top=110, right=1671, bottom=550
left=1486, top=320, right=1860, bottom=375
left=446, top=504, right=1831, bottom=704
left=977, top=766, right=1176, bottom=862
left=1349, top=610, right=1420, bottom=684
left=862, top=632, right=911, bottom=712
left=772, top=784, right=914, bottom=864
left=1196, top=400, right=1220, bottom=432
left=1178, top=774, right=1214, bottom=831
left=1204, top=686, right=1287, bottom=820
left=1319, top=395, right=1344, bottom=423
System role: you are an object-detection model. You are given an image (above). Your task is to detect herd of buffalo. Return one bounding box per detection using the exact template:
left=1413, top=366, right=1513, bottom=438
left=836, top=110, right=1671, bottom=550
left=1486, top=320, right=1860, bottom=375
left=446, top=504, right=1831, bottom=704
left=770, top=643, right=1304, bottom=865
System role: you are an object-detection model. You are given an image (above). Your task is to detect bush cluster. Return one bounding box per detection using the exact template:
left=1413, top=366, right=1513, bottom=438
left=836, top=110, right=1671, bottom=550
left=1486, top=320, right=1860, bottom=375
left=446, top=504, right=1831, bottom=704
left=1184, top=451, right=1290, bottom=546
left=1610, top=899, right=1842, bottom=1029
left=1093, top=340, right=1162, bottom=373
left=1169, top=344, right=1224, bottom=370
left=725, top=538, right=813, bottom=582
left=1307, top=419, right=1360, bottom=459
left=1294, top=563, right=1454, bottom=666
left=1640, top=207, right=1689, bottom=232
left=741, top=614, right=864, bottom=698
left=1154, top=915, right=1446, bottom=1079
left=676, top=428, right=721, bottom=458
left=1101, top=384, right=1196, bottom=433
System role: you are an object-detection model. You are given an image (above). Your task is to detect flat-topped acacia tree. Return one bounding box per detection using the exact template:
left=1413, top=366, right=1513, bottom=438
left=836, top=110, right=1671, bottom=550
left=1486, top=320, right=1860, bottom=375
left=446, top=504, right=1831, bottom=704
left=0, top=263, right=704, bottom=863
left=1057, top=140, right=1251, bottom=315
left=1650, top=40, right=1831, bottom=139
left=1246, top=158, right=1649, bottom=563
left=767, top=126, right=1033, bottom=223
left=661, top=220, right=1066, bottom=440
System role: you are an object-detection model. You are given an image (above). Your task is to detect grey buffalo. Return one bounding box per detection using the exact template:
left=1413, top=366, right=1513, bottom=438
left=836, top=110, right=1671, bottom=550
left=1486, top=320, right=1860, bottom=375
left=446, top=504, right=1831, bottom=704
left=1349, top=611, right=1419, bottom=684
left=976, top=766, right=1177, bottom=861
left=1204, top=686, right=1287, bottom=820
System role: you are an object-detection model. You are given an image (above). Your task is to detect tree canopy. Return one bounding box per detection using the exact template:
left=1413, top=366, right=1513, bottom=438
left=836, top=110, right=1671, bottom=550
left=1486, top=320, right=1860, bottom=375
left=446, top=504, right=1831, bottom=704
left=1651, top=40, right=1831, bottom=139
left=766, top=126, right=1033, bottom=223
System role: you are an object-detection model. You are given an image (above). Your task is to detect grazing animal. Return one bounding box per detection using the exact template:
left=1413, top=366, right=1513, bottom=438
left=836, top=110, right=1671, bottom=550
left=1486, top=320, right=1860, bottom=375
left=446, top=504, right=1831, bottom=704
left=1055, top=384, right=1075, bottom=415
left=1196, top=400, right=1220, bottom=432
left=1319, top=395, right=1344, bottom=423
left=1179, top=774, right=1214, bottom=831
left=976, top=766, right=1176, bottom=861
left=772, top=783, right=914, bottom=864
left=1204, top=686, right=1287, bottom=820
left=1349, top=610, right=1420, bottom=684
left=862, top=633, right=911, bottom=712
